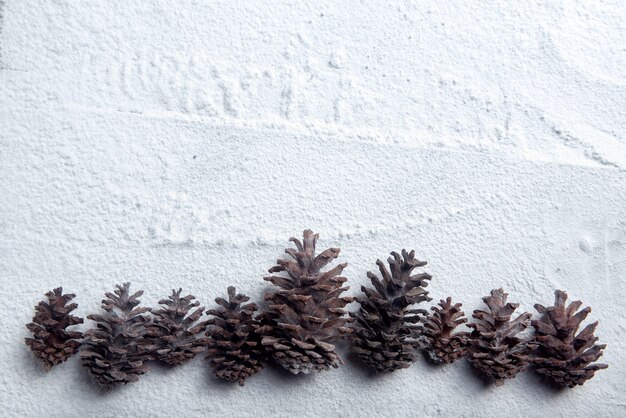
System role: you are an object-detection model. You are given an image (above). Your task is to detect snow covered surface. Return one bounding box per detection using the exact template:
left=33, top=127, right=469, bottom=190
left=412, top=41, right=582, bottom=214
left=1, top=1, right=625, bottom=417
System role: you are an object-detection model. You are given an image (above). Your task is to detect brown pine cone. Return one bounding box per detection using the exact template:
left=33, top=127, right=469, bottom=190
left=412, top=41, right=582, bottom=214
left=81, top=283, right=154, bottom=387
left=350, top=249, right=431, bottom=372
left=206, top=287, right=265, bottom=386
left=422, top=297, right=469, bottom=364
left=25, top=287, right=84, bottom=369
left=149, top=288, right=209, bottom=366
left=259, top=229, right=354, bottom=374
left=467, top=288, right=534, bottom=385
left=532, top=290, right=607, bottom=388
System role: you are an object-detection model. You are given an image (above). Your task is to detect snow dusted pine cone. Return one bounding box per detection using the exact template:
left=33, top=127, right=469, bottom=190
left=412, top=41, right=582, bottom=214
left=81, top=283, right=154, bottom=387
left=149, top=288, right=209, bottom=366
left=532, top=290, right=607, bottom=387
left=25, top=287, right=84, bottom=369
left=206, top=287, right=265, bottom=385
left=350, top=250, right=432, bottom=372
left=467, top=288, right=534, bottom=385
left=422, top=297, right=469, bottom=364
left=259, top=229, right=354, bottom=374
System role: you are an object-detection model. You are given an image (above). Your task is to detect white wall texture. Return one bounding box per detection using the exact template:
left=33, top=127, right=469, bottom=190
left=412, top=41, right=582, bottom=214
left=1, top=1, right=625, bottom=417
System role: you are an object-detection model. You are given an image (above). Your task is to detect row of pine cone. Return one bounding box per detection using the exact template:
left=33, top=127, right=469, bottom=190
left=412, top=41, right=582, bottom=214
left=25, top=230, right=607, bottom=389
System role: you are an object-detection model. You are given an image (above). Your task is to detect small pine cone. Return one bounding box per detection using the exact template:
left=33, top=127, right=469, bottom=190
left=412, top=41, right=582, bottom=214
left=206, top=287, right=265, bottom=386
left=149, top=288, right=209, bottom=366
left=25, top=287, right=84, bottom=369
left=81, top=283, right=154, bottom=387
left=532, top=290, right=608, bottom=388
left=259, top=229, right=354, bottom=374
left=350, top=250, right=432, bottom=372
left=422, top=297, right=469, bottom=364
left=467, top=288, right=534, bottom=385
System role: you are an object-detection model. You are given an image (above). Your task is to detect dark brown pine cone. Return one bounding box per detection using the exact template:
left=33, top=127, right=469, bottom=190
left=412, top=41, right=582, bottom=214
left=422, top=297, right=469, bottom=364
left=467, top=288, right=534, bottom=385
left=80, top=283, right=154, bottom=387
left=25, top=287, right=84, bottom=369
left=149, top=288, right=209, bottom=366
left=532, top=290, right=607, bottom=388
left=350, top=249, right=431, bottom=372
left=259, top=229, right=354, bottom=374
left=206, top=287, right=265, bottom=386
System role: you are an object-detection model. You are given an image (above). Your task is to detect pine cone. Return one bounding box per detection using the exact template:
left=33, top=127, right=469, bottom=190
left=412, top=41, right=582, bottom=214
left=467, top=288, right=534, bottom=385
left=350, top=250, right=432, bottom=372
left=259, top=229, right=354, bottom=374
left=532, top=290, right=608, bottom=388
left=25, top=287, right=84, bottom=369
left=206, top=287, right=265, bottom=386
left=149, top=288, right=209, bottom=366
left=422, top=297, right=469, bottom=364
left=81, top=283, right=154, bottom=387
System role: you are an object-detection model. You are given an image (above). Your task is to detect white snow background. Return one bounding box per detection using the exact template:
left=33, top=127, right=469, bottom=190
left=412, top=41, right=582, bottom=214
left=1, top=1, right=625, bottom=417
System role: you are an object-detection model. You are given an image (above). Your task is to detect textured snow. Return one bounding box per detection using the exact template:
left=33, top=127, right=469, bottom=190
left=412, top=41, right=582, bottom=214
left=1, top=1, right=625, bottom=417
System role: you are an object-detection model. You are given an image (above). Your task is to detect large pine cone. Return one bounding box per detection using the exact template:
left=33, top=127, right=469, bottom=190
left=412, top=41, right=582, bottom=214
left=422, top=297, right=469, bottom=364
left=350, top=250, right=431, bottom=372
left=532, top=290, right=607, bottom=387
left=467, top=288, right=534, bottom=385
left=25, top=287, right=84, bottom=369
left=259, top=229, right=354, bottom=374
left=81, top=283, right=154, bottom=387
left=206, top=287, right=265, bottom=386
left=149, top=288, right=209, bottom=365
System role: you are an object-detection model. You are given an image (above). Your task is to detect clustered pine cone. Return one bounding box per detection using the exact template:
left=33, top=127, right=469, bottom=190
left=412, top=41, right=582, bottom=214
left=421, top=297, right=469, bottom=364
left=350, top=250, right=432, bottom=372
left=25, top=287, right=84, bottom=369
left=24, top=232, right=610, bottom=391
left=467, top=288, right=534, bottom=385
left=149, top=288, right=209, bottom=365
left=206, top=287, right=265, bottom=385
left=532, top=290, right=607, bottom=388
left=81, top=283, right=154, bottom=387
left=259, top=229, right=354, bottom=374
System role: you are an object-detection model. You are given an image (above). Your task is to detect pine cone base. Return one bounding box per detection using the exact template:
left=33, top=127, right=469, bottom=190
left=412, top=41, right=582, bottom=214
left=352, top=339, right=418, bottom=373
left=262, top=336, right=341, bottom=374
left=25, top=339, right=82, bottom=369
